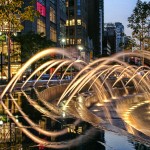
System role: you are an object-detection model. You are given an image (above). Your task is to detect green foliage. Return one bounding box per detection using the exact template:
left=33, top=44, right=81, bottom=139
left=124, top=36, right=137, bottom=50
left=128, top=0, right=150, bottom=46
left=0, top=0, right=39, bottom=31
left=13, top=31, right=55, bottom=63
left=0, top=34, right=6, bottom=44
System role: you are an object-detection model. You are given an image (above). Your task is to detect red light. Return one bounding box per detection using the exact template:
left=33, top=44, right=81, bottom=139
left=37, top=2, right=46, bottom=17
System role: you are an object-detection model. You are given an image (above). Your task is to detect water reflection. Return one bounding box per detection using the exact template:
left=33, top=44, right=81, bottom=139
left=0, top=90, right=150, bottom=150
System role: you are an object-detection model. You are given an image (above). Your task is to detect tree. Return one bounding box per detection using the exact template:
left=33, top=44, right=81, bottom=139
left=0, top=0, right=39, bottom=32
left=13, top=32, right=55, bottom=69
left=124, top=36, right=137, bottom=50
left=0, top=0, right=39, bottom=80
left=128, top=0, right=150, bottom=50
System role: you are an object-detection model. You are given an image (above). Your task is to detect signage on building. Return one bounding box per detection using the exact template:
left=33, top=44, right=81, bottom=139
left=37, top=2, right=46, bottom=17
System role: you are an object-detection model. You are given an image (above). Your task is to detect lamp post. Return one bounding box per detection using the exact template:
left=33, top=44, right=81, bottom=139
left=61, top=38, right=66, bottom=59
left=78, top=45, right=83, bottom=60
left=60, top=38, right=66, bottom=78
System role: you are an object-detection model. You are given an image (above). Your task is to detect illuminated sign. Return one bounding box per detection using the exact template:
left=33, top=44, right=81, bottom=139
left=37, top=2, right=46, bottom=17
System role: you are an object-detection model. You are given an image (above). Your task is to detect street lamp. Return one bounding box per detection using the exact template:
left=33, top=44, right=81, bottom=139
left=61, top=38, right=66, bottom=47
left=78, top=45, right=83, bottom=51
left=61, top=38, right=66, bottom=59
left=78, top=45, right=84, bottom=60
left=60, top=38, right=66, bottom=78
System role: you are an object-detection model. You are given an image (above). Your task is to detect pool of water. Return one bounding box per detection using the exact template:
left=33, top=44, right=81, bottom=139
left=0, top=89, right=150, bottom=150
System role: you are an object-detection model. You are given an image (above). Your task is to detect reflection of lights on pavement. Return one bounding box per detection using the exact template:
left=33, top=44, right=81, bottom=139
left=96, top=103, right=103, bottom=106
left=93, top=109, right=100, bottom=112
left=104, top=99, right=110, bottom=102
left=15, top=115, right=19, bottom=122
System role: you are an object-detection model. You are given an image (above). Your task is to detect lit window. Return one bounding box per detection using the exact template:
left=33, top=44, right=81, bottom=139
left=70, top=19, right=75, bottom=26
left=70, top=39, right=75, bottom=45
left=77, top=39, right=82, bottom=44
left=66, top=38, right=69, bottom=44
left=50, top=7, right=56, bottom=23
left=77, top=19, right=81, bottom=25
left=66, top=20, right=69, bottom=26
left=66, top=1, right=68, bottom=7
left=37, top=19, right=46, bottom=35
left=50, top=26, right=57, bottom=42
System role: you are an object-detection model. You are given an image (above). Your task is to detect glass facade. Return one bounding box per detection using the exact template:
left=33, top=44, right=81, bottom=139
left=50, top=26, right=56, bottom=42
left=50, top=7, right=56, bottom=23
left=37, top=19, right=46, bottom=35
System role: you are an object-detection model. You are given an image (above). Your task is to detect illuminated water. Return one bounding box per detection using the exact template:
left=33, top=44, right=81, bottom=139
left=0, top=48, right=150, bottom=149
left=0, top=89, right=150, bottom=150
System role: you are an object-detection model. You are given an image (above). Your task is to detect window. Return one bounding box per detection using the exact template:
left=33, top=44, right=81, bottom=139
left=70, top=39, right=75, bottom=44
left=37, top=0, right=46, bottom=6
left=66, top=20, right=69, bottom=26
left=70, top=19, right=75, bottom=26
left=69, top=29, right=75, bottom=35
left=50, top=7, right=56, bottom=23
left=77, top=19, right=81, bottom=25
left=69, top=0, right=74, bottom=6
left=37, top=19, right=46, bottom=35
left=50, top=0, right=56, bottom=4
left=60, top=0, right=66, bottom=14
left=66, top=1, right=69, bottom=7
left=77, top=9, right=81, bottom=15
left=69, top=10, right=74, bottom=17
left=50, top=26, right=57, bottom=42
left=66, top=38, right=69, bottom=44
left=82, top=21, right=87, bottom=29
left=77, top=39, right=82, bottom=44
left=77, top=0, right=80, bottom=5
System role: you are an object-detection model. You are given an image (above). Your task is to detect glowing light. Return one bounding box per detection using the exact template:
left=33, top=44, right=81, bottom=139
left=1, top=48, right=150, bottom=147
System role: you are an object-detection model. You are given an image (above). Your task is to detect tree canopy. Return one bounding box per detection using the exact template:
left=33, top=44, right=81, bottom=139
left=0, top=0, right=39, bottom=32
left=13, top=31, right=55, bottom=63
left=128, top=0, right=150, bottom=49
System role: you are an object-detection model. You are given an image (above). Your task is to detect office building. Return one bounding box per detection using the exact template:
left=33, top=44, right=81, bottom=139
left=23, top=0, right=66, bottom=47
left=88, top=0, right=104, bottom=58
left=65, top=0, right=93, bottom=62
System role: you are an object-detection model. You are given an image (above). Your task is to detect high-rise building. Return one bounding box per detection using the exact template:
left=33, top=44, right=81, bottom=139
left=104, top=23, right=116, bottom=55
left=65, top=0, right=92, bottom=62
left=88, top=0, right=104, bottom=58
left=115, top=22, right=124, bottom=53
left=23, top=0, right=66, bottom=47
left=104, top=22, right=124, bottom=55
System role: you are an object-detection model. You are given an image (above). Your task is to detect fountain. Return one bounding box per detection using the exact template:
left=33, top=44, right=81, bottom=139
left=0, top=48, right=150, bottom=149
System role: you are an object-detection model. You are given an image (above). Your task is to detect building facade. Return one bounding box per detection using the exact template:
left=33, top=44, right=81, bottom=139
left=88, top=0, right=104, bottom=58
left=115, top=22, right=124, bottom=53
left=23, top=0, right=66, bottom=47
left=65, top=0, right=92, bottom=62
left=104, top=23, right=116, bottom=55
left=104, top=22, right=124, bottom=55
